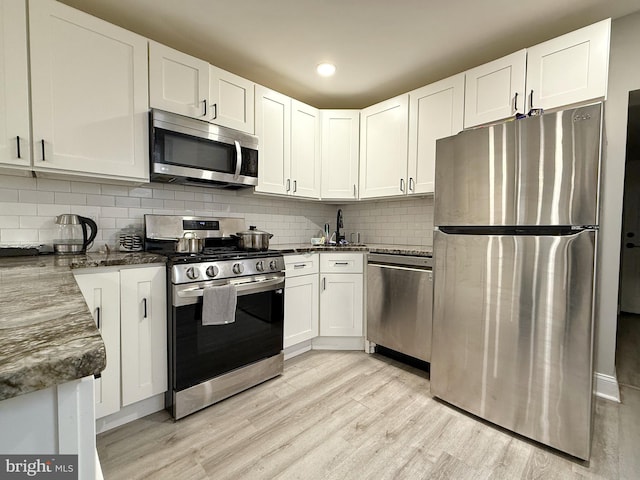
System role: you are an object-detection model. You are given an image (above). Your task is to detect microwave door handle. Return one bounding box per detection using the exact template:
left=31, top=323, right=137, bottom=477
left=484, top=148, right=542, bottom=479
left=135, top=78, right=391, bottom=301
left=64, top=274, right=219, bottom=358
left=234, top=140, right=242, bottom=179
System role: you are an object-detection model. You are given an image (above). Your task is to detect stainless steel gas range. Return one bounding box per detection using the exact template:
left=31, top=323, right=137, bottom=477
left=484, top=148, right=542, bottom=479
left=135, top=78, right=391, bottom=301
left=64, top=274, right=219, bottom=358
left=144, top=215, right=285, bottom=419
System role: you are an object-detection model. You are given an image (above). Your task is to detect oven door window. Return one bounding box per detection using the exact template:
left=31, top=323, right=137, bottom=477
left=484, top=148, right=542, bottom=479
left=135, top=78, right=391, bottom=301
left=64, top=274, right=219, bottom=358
left=173, top=288, right=284, bottom=391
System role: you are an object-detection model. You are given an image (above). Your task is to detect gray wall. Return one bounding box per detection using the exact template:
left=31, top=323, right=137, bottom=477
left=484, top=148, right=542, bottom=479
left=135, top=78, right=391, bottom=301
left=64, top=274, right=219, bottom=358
left=597, top=10, right=640, bottom=379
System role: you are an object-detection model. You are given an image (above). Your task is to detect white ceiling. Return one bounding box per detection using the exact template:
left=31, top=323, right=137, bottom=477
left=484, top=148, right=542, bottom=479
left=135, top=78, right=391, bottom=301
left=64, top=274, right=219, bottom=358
left=60, top=0, right=640, bottom=109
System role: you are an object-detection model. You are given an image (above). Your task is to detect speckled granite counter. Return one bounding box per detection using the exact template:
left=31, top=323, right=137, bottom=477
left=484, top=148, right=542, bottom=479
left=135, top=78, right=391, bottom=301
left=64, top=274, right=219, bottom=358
left=0, top=252, right=166, bottom=401
left=274, top=244, right=432, bottom=257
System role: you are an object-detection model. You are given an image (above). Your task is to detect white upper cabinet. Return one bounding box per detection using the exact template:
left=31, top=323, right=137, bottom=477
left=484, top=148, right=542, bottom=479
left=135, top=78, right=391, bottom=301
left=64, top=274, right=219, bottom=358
left=255, top=85, right=291, bottom=195
left=464, top=50, right=526, bottom=128
left=525, top=19, right=610, bottom=112
left=0, top=0, right=30, bottom=172
left=149, top=41, right=209, bottom=119
left=408, top=74, right=465, bottom=194
left=359, top=95, right=409, bottom=199
left=208, top=65, right=255, bottom=134
left=290, top=99, right=321, bottom=198
left=320, top=110, right=360, bottom=200
left=29, top=0, right=149, bottom=182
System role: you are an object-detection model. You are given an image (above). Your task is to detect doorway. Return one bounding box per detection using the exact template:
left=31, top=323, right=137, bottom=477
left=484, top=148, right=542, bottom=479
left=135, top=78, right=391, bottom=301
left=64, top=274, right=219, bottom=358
left=616, top=89, right=640, bottom=390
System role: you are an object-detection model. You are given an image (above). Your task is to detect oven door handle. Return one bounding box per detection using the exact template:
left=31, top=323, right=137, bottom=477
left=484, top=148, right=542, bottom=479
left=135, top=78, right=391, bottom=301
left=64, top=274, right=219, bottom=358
left=177, top=276, right=285, bottom=299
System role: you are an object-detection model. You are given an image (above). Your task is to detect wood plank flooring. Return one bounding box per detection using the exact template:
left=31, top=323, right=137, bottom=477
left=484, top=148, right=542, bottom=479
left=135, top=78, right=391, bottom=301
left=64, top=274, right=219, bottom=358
left=97, top=351, right=639, bottom=479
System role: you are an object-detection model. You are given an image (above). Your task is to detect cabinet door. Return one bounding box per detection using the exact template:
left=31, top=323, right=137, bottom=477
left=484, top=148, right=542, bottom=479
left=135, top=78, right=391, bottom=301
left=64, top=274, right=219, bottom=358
left=291, top=99, right=321, bottom=198
left=464, top=50, right=526, bottom=128
left=526, top=19, right=610, bottom=111
left=408, top=74, right=464, bottom=194
left=284, top=274, right=319, bottom=347
left=209, top=65, right=255, bottom=133
left=320, top=110, right=360, bottom=200
left=149, top=41, right=209, bottom=119
left=359, top=95, right=409, bottom=199
left=29, top=0, right=149, bottom=182
left=74, top=271, right=121, bottom=419
left=255, top=86, right=291, bottom=195
left=120, top=266, right=167, bottom=407
left=0, top=0, right=30, bottom=171
left=320, top=273, right=363, bottom=337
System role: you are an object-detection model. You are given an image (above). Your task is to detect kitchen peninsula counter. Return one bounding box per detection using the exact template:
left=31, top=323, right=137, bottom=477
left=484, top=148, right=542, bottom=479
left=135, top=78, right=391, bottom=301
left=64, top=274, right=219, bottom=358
left=0, top=252, right=165, bottom=401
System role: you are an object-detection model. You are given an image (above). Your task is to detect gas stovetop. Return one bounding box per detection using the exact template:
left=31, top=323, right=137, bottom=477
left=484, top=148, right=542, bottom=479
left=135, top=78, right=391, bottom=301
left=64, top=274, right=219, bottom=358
left=168, top=248, right=283, bottom=264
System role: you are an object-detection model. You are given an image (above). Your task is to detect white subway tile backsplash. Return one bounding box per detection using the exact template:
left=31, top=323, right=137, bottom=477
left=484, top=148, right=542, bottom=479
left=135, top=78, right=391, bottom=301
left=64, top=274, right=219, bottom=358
left=1, top=228, right=38, bottom=243
left=0, top=175, right=36, bottom=190
left=0, top=216, right=19, bottom=228
left=19, top=190, right=55, bottom=204
left=115, top=196, right=141, bottom=208
left=87, top=194, right=115, bottom=207
left=71, top=181, right=101, bottom=194
left=0, top=172, right=433, bottom=250
left=101, top=184, right=130, bottom=196
left=36, top=178, right=71, bottom=192
left=0, top=188, right=18, bottom=202
left=129, top=187, right=153, bottom=198
left=1, top=202, right=37, bottom=216
left=153, top=189, right=174, bottom=200
left=54, top=192, right=86, bottom=205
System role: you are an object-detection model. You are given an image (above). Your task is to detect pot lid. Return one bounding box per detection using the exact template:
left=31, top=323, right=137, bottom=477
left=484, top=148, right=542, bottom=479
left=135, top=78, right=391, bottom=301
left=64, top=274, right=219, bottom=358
left=236, top=225, right=272, bottom=236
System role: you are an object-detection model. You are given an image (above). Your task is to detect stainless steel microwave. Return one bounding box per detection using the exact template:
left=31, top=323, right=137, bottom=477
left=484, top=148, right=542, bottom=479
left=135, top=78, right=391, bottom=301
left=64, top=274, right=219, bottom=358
left=150, top=109, right=259, bottom=189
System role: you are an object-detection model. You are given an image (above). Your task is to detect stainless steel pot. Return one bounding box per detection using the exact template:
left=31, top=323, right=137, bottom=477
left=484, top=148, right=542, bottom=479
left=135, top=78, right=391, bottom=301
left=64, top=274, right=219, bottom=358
left=234, top=226, right=273, bottom=251
left=176, top=232, right=203, bottom=253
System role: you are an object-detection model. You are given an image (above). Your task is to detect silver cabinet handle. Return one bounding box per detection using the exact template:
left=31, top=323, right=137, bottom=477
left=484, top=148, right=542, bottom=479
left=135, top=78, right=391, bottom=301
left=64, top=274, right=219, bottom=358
left=211, top=103, right=218, bottom=119
left=400, top=178, right=405, bottom=192
left=234, top=140, right=242, bottom=178
left=293, top=180, right=297, bottom=193
left=41, top=139, right=46, bottom=162
left=95, top=307, right=101, bottom=329
left=409, top=177, right=415, bottom=192
left=322, top=277, right=326, bottom=290
left=16, top=136, right=21, bottom=159
left=286, top=179, right=291, bottom=192
left=334, top=262, right=349, bottom=266
left=293, top=264, right=306, bottom=269
left=353, top=184, right=357, bottom=198
left=513, top=92, right=519, bottom=112
left=202, top=99, right=207, bottom=117
left=143, top=298, right=148, bottom=319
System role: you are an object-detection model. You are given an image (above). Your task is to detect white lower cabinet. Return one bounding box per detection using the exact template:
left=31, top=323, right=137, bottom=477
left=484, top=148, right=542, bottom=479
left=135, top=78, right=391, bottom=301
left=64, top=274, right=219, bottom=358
left=284, top=254, right=319, bottom=348
left=319, top=253, right=364, bottom=337
left=120, top=266, right=167, bottom=407
left=74, top=265, right=166, bottom=419
left=74, top=270, right=120, bottom=419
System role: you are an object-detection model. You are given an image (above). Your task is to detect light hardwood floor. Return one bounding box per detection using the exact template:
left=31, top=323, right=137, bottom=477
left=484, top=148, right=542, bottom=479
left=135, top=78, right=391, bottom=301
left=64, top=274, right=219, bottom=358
left=97, top=351, right=640, bottom=479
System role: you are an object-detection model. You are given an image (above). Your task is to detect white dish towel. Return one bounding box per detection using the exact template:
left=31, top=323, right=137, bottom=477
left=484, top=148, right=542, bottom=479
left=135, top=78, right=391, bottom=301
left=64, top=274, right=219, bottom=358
left=202, top=284, right=237, bottom=325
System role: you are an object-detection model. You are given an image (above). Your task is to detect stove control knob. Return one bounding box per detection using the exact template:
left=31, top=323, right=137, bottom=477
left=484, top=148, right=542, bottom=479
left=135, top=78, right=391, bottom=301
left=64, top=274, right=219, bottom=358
left=232, top=263, right=244, bottom=275
left=185, top=267, right=199, bottom=280
left=269, top=260, right=278, bottom=271
left=206, top=265, right=219, bottom=278
left=256, top=260, right=265, bottom=272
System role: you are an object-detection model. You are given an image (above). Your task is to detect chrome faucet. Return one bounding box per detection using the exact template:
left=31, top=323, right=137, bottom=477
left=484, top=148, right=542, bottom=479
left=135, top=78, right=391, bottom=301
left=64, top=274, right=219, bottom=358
left=336, top=209, right=344, bottom=243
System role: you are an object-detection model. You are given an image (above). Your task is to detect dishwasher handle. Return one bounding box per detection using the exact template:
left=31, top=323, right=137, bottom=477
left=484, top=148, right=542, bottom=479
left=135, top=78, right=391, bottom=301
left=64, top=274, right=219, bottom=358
left=367, top=253, right=432, bottom=269
left=368, top=263, right=431, bottom=273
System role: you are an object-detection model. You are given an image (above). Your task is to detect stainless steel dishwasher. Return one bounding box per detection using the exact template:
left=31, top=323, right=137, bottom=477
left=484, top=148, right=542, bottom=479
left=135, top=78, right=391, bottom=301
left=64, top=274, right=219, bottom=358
left=366, top=253, right=433, bottom=362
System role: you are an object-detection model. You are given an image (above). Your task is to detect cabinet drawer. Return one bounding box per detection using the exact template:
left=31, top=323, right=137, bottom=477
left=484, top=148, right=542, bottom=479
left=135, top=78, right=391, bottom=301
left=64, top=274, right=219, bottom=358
left=285, top=253, right=319, bottom=277
left=320, top=253, right=364, bottom=274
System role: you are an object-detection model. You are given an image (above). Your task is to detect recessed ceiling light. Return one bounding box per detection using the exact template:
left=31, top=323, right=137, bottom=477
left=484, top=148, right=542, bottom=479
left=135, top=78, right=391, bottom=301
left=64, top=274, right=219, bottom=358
left=316, top=63, right=336, bottom=77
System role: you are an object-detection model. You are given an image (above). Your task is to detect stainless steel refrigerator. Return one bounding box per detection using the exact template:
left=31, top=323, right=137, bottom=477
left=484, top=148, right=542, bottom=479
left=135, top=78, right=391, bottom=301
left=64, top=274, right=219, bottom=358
left=431, top=103, right=602, bottom=461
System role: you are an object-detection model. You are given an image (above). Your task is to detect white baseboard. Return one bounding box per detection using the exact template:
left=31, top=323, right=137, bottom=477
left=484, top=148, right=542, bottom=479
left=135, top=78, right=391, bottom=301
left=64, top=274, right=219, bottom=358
left=312, top=336, right=364, bottom=350
left=95, top=394, right=165, bottom=434
left=594, top=372, right=620, bottom=403
left=284, top=340, right=312, bottom=360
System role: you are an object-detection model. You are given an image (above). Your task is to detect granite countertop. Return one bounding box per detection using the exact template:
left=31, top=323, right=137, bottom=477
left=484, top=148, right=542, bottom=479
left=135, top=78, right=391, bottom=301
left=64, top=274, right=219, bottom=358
left=0, top=252, right=166, bottom=401
left=274, top=243, right=432, bottom=257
